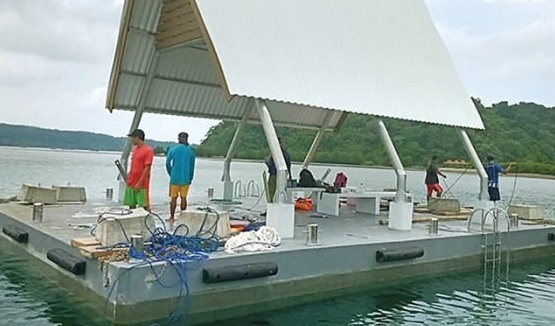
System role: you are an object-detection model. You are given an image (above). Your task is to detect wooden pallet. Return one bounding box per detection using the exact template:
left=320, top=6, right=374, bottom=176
left=71, top=237, right=101, bottom=248
left=414, top=206, right=431, bottom=213
left=433, top=210, right=470, bottom=216
left=71, top=237, right=128, bottom=259
left=521, top=219, right=555, bottom=225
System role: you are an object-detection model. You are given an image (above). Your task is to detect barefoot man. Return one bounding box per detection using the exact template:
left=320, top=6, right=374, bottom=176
left=425, top=155, right=447, bottom=204
left=165, top=132, right=196, bottom=221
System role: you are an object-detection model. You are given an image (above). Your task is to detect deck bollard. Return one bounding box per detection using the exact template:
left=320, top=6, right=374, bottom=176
left=305, top=223, right=320, bottom=246
left=106, top=188, right=113, bottom=201
left=32, top=203, right=44, bottom=222
left=510, top=213, right=519, bottom=228
left=130, top=234, right=144, bottom=253
left=429, top=218, right=438, bottom=235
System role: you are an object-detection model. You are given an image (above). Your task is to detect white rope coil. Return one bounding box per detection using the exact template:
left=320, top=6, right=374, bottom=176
left=224, top=226, right=281, bottom=253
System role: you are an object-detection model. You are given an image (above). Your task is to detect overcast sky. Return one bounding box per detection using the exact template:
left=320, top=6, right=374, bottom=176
left=0, top=0, right=553, bottom=144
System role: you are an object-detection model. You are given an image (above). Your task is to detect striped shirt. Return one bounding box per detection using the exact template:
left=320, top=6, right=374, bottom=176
left=485, top=162, right=504, bottom=188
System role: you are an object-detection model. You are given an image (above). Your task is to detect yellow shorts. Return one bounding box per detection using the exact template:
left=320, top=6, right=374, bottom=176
left=169, top=185, right=190, bottom=198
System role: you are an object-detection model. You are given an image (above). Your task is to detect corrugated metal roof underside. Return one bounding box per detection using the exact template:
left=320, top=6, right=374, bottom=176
left=107, top=0, right=484, bottom=131
left=194, top=0, right=485, bottom=130
left=108, top=0, right=344, bottom=130
left=155, top=0, right=202, bottom=50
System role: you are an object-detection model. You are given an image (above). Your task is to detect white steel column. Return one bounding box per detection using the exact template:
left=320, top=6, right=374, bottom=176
left=377, top=120, right=408, bottom=202
left=458, top=130, right=489, bottom=201
left=302, top=112, right=332, bottom=169
left=254, top=99, right=288, bottom=204
left=118, top=53, right=160, bottom=202
left=222, top=106, right=251, bottom=200
left=377, top=120, right=413, bottom=230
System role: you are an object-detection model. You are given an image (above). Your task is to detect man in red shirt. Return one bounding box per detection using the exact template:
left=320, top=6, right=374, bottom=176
left=124, top=129, right=154, bottom=212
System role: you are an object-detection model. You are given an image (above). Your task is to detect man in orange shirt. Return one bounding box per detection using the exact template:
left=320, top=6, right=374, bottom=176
left=124, top=129, right=154, bottom=212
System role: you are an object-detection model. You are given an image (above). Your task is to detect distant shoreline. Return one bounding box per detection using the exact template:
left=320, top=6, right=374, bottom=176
left=0, top=145, right=121, bottom=155
left=440, top=167, right=555, bottom=180
left=203, top=156, right=555, bottom=181
left=2, top=146, right=553, bottom=181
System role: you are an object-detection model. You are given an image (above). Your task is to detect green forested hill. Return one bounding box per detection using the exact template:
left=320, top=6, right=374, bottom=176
left=196, top=100, right=555, bottom=174
left=0, top=123, right=174, bottom=153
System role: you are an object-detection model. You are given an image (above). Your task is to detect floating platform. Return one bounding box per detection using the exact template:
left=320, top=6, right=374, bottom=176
left=1, top=201, right=555, bottom=325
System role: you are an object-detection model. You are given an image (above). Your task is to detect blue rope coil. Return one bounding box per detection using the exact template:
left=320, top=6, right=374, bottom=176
left=102, top=208, right=222, bottom=325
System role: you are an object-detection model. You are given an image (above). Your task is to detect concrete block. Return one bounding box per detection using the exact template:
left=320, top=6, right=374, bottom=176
left=388, top=201, right=413, bottom=230
left=508, top=205, right=544, bottom=220
left=266, top=203, right=295, bottom=239
left=317, top=193, right=340, bottom=216
left=428, top=198, right=460, bottom=213
left=17, top=184, right=57, bottom=204
left=52, top=186, right=87, bottom=202
left=95, top=208, right=155, bottom=246
left=179, top=209, right=231, bottom=239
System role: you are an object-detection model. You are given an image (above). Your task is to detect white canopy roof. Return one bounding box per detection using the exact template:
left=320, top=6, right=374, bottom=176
left=106, top=0, right=484, bottom=130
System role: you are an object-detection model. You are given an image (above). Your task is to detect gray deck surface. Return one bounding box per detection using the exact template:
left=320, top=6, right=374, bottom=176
left=0, top=199, right=545, bottom=254
left=2, top=199, right=554, bottom=325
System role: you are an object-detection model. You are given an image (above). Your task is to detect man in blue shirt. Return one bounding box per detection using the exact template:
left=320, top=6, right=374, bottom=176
left=165, top=132, right=196, bottom=221
left=484, top=154, right=513, bottom=202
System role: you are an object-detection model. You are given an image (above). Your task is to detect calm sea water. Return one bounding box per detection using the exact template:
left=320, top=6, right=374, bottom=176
left=1, top=146, right=555, bottom=326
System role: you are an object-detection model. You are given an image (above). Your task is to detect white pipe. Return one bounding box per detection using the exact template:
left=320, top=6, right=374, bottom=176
left=118, top=53, right=160, bottom=202
left=302, top=112, right=332, bottom=169
left=222, top=106, right=250, bottom=182
left=254, top=99, right=288, bottom=203
left=458, top=130, right=489, bottom=201
left=120, top=110, right=143, bottom=171
left=377, top=120, right=407, bottom=202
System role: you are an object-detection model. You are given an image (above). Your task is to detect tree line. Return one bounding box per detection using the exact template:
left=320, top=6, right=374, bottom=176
left=196, top=100, right=555, bottom=175
left=0, top=123, right=175, bottom=153
left=1, top=100, right=553, bottom=175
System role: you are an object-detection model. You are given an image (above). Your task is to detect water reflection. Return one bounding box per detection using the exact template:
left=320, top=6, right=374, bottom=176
left=202, top=260, right=555, bottom=326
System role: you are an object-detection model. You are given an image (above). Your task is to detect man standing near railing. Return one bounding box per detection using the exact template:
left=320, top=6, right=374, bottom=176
left=166, top=132, right=196, bottom=222
left=485, top=155, right=513, bottom=202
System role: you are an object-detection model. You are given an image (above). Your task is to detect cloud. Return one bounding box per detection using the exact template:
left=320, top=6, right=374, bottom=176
left=0, top=0, right=220, bottom=144
left=0, top=0, right=119, bottom=64
left=0, top=0, right=552, bottom=147
left=426, top=0, right=555, bottom=106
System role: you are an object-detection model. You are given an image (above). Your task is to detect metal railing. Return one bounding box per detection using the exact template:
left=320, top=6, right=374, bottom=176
left=234, top=179, right=262, bottom=198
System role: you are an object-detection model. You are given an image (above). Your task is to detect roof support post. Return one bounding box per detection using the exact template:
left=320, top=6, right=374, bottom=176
left=222, top=106, right=251, bottom=200
left=377, top=120, right=413, bottom=230
left=254, top=99, right=288, bottom=204
left=117, top=53, right=160, bottom=202
left=376, top=120, right=408, bottom=202
left=302, top=112, right=332, bottom=169
left=458, top=130, right=489, bottom=201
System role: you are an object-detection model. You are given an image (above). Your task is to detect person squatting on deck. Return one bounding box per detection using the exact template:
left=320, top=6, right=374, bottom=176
left=425, top=155, right=447, bottom=203
left=484, top=154, right=513, bottom=202
left=124, top=129, right=154, bottom=212
left=166, top=132, right=196, bottom=221
left=265, top=138, right=292, bottom=203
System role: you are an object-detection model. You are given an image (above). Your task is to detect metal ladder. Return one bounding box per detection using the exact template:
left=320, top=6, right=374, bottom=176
left=480, top=207, right=511, bottom=296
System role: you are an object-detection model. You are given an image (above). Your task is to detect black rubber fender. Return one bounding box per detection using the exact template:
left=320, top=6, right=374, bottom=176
left=2, top=225, right=29, bottom=243
left=376, top=247, right=424, bottom=262
left=47, top=248, right=86, bottom=275
left=203, top=262, right=278, bottom=284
